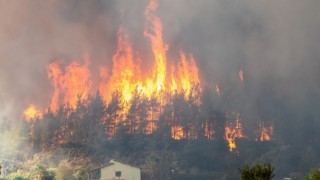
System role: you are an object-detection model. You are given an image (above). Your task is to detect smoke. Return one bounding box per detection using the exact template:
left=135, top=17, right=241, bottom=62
left=0, top=0, right=319, bottom=127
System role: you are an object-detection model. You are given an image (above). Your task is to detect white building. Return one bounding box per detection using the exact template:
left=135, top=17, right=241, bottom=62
left=89, top=160, right=141, bottom=180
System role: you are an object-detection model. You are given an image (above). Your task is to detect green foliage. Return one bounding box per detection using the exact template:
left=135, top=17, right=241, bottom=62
left=73, top=167, right=90, bottom=180
left=239, top=163, right=275, bottom=180
left=55, top=165, right=74, bottom=180
left=4, top=171, right=30, bottom=180
left=29, top=164, right=54, bottom=180
left=304, top=168, right=320, bottom=180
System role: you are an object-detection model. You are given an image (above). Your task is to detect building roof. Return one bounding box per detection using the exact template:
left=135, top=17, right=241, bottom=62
left=90, top=160, right=140, bottom=172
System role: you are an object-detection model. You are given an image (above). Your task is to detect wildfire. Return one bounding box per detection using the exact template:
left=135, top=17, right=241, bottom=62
left=23, top=0, right=200, bottom=137
left=177, top=52, right=200, bottom=97
left=215, top=84, right=220, bottom=96
left=258, top=122, right=273, bottom=141
left=239, top=68, right=244, bottom=82
left=99, top=27, right=140, bottom=114
left=23, top=104, right=42, bottom=121
left=144, top=0, right=168, bottom=93
left=171, top=126, right=184, bottom=140
left=97, top=0, right=200, bottom=108
left=21, top=0, right=275, bottom=151
left=47, top=57, right=92, bottom=112
left=225, top=112, right=245, bottom=151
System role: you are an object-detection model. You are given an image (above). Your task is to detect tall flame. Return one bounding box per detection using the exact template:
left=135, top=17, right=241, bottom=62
left=97, top=0, right=200, bottom=108
left=100, top=28, right=139, bottom=106
left=225, top=112, right=245, bottom=151
left=177, top=52, right=200, bottom=97
left=47, top=57, right=92, bottom=112
left=20, top=0, right=278, bottom=151
left=144, top=0, right=168, bottom=92
left=24, top=0, right=201, bottom=140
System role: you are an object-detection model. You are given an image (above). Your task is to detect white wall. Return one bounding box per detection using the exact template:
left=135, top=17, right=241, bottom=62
left=100, top=161, right=141, bottom=180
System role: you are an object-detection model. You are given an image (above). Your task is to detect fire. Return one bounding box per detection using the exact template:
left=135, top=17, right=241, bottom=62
left=97, top=0, right=199, bottom=108
left=204, top=122, right=215, bottom=140
left=258, top=122, right=273, bottom=141
left=19, top=0, right=278, bottom=152
left=225, top=112, right=245, bottom=151
left=261, top=127, right=271, bottom=141
left=215, top=84, right=220, bottom=96
left=239, top=68, right=244, bottom=82
left=23, top=104, right=42, bottom=121
left=47, top=57, right=92, bottom=112
left=171, top=126, right=184, bottom=140
left=170, top=65, right=178, bottom=93
left=177, top=52, right=200, bottom=97
left=100, top=28, right=140, bottom=107
left=144, top=0, right=168, bottom=93
left=22, top=0, right=201, bottom=138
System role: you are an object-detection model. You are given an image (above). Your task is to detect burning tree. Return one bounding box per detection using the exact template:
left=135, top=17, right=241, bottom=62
left=22, top=0, right=273, bottom=153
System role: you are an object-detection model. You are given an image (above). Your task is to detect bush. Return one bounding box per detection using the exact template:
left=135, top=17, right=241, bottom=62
left=239, top=163, right=275, bottom=180
left=55, top=165, right=74, bottom=180
left=5, top=171, right=30, bottom=180
left=29, top=164, right=54, bottom=180
left=73, top=167, right=90, bottom=180
left=304, top=168, right=320, bottom=180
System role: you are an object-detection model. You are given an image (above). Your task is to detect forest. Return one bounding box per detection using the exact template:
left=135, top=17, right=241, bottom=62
left=1, top=84, right=316, bottom=179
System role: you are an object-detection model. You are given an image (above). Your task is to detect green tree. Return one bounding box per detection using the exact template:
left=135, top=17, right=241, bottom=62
left=55, top=165, right=74, bottom=180
left=73, top=167, right=90, bottom=180
left=30, top=164, right=54, bottom=180
left=304, top=168, right=320, bottom=180
left=5, top=171, right=30, bottom=180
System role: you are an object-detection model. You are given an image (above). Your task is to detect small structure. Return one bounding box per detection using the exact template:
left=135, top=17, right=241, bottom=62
left=89, top=160, right=141, bottom=180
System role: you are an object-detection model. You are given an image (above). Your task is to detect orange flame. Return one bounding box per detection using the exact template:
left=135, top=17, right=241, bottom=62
left=47, top=58, right=92, bottom=112
left=225, top=112, right=245, bottom=151
left=23, top=0, right=201, bottom=139
left=258, top=122, right=273, bottom=141
left=171, top=126, right=184, bottom=140
left=23, top=104, right=42, bottom=121
left=239, top=68, right=244, bottom=82
left=215, top=84, right=220, bottom=96
left=20, top=0, right=279, bottom=150
left=100, top=28, right=140, bottom=108
left=177, top=52, right=200, bottom=97
left=144, top=0, right=168, bottom=93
